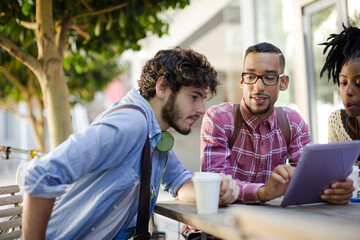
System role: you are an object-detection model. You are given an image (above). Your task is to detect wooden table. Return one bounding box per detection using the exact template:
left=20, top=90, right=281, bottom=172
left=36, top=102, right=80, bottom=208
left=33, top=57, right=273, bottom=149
left=154, top=198, right=360, bottom=240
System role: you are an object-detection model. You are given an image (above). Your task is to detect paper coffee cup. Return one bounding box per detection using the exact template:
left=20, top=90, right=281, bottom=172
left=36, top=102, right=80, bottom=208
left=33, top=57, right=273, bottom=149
left=350, top=165, right=359, bottom=198
left=192, top=172, right=222, bottom=214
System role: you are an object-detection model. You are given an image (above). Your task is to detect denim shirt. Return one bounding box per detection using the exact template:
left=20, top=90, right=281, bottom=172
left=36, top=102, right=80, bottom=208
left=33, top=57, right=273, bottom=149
left=24, top=89, right=193, bottom=239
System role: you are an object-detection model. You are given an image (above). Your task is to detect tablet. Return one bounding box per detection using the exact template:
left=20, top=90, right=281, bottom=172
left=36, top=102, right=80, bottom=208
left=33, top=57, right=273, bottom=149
left=281, top=141, right=360, bottom=207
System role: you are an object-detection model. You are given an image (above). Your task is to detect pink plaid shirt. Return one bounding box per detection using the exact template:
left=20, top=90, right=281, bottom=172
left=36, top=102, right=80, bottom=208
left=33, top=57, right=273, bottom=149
left=201, top=98, right=311, bottom=204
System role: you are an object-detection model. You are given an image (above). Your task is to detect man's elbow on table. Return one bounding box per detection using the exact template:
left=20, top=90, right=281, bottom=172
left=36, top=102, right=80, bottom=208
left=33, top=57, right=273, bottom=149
left=176, top=179, right=196, bottom=203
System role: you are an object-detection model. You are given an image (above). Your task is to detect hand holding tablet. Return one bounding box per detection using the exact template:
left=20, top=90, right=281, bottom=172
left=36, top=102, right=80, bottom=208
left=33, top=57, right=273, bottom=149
left=281, top=141, right=360, bottom=207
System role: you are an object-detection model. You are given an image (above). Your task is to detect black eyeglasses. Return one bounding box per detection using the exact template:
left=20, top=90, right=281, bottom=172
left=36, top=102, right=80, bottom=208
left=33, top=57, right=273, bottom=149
left=242, top=72, right=284, bottom=86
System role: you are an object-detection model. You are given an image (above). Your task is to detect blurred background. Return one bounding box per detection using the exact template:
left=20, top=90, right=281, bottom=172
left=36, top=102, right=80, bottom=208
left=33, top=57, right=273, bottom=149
left=1, top=0, right=360, bottom=238
left=2, top=0, right=359, bottom=171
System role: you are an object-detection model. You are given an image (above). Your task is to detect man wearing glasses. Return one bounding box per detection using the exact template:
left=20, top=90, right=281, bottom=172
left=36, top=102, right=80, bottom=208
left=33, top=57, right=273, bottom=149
left=200, top=42, right=354, bottom=205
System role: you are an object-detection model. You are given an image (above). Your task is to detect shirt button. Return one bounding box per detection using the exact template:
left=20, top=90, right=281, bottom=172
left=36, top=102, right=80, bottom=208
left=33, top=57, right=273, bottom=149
left=91, top=227, right=95, bottom=231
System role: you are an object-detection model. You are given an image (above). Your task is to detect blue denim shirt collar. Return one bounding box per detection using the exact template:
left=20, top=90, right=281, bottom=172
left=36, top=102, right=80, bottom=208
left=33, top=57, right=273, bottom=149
left=116, top=88, right=162, bottom=151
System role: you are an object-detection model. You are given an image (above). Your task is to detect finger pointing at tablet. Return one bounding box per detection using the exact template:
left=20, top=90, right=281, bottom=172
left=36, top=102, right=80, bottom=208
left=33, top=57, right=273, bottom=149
left=257, top=164, right=295, bottom=202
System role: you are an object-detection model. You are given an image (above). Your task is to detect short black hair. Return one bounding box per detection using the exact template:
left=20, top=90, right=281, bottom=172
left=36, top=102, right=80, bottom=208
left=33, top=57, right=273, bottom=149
left=320, top=24, right=360, bottom=85
left=244, top=42, right=286, bottom=73
left=138, top=47, right=218, bottom=99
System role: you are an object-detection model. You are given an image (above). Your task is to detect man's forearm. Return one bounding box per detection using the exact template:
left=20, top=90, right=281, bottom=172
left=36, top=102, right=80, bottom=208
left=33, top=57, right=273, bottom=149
left=257, top=186, right=268, bottom=202
left=22, top=194, right=55, bottom=240
left=176, top=179, right=195, bottom=203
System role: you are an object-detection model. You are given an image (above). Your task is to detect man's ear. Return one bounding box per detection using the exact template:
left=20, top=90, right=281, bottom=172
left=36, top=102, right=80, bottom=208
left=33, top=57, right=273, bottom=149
left=279, top=75, right=289, bottom=91
left=155, top=76, right=170, bottom=99
left=240, top=77, right=244, bottom=89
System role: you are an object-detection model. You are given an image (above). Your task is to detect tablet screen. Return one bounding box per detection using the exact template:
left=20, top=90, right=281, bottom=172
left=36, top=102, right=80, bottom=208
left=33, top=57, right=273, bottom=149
left=281, top=141, right=360, bottom=207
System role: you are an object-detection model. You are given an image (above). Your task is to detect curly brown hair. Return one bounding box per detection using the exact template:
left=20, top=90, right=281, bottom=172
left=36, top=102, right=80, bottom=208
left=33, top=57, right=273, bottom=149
left=138, top=47, right=219, bottom=99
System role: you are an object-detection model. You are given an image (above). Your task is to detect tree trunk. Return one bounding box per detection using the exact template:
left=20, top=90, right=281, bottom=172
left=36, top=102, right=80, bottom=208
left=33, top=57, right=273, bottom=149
left=39, top=62, right=72, bottom=149
left=36, top=0, right=72, bottom=148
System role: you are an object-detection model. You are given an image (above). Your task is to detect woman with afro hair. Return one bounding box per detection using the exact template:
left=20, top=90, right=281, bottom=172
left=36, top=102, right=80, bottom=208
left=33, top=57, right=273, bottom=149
left=320, top=24, right=360, bottom=167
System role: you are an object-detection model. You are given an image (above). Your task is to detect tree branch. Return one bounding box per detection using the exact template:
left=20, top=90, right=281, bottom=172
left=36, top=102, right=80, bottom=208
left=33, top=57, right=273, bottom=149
left=0, top=103, right=29, bottom=120
left=81, top=1, right=93, bottom=12
left=69, top=24, right=91, bottom=40
left=81, top=1, right=108, bottom=22
left=56, top=19, right=72, bottom=58
left=20, top=21, right=37, bottom=30
left=0, top=34, right=43, bottom=78
left=72, top=3, right=129, bottom=20
left=27, top=70, right=45, bottom=131
left=0, top=67, right=27, bottom=93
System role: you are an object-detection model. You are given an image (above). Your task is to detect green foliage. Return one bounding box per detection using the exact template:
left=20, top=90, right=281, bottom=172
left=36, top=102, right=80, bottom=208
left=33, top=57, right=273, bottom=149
left=0, top=42, right=40, bottom=105
left=0, top=0, right=190, bottom=106
left=64, top=49, right=123, bottom=105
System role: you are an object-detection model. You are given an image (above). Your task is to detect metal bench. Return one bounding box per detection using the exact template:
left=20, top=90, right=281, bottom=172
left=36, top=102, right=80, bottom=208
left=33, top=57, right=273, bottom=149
left=0, top=185, right=23, bottom=240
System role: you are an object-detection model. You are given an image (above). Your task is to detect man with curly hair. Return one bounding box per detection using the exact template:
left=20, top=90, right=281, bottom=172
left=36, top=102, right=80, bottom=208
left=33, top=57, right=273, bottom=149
left=22, top=47, right=240, bottom=240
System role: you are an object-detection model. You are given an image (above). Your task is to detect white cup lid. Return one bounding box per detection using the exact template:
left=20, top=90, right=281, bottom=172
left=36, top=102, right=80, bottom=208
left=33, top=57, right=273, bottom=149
left=192, top=172, right=222, bottom=181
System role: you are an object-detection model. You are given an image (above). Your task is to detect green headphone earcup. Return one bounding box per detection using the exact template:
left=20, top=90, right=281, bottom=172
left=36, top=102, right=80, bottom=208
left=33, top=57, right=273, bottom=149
left=156, top=131, right=174, bottom=152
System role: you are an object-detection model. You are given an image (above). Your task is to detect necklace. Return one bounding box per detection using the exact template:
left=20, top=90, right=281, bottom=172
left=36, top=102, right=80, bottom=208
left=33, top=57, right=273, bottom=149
left=345, top=113, right=360, bottom=139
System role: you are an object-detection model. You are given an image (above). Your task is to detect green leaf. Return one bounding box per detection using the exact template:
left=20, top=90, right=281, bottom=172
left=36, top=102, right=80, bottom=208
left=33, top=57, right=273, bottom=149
left=106, top=14, right=113, bottom=31
left=75, top=65, right=83, bottom=74
left=180, top=0, right=190, bottom=9
left=94, top=16, right=101, bottom=36
left=21, top=1, right=31, bottom=16
left=148, top=14, right=156, bottom=23
left=19, top=31, right=24, bottom=42
left=119, top=10, right=126, bottom=28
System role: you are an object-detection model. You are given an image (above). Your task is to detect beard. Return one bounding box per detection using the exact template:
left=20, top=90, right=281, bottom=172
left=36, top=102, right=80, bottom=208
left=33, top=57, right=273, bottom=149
left=250, top=104, right=271, bottom=115
left=247, top=93, right=273, bottom=116
left=161, top=91, right=191, bottom=135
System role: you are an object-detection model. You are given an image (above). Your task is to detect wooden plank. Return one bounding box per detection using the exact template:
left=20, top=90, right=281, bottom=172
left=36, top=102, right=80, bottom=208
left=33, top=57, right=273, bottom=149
left=155, top=199, right=360, bottom=240
left=0, top=196, right=23, bottom=207
left=154, top=201, right=243, bottom=240
left=228, top=203, right=360, bottom=240
left=0, top=186, right=19, bottom=195
left=0, top=217, right=22, bottom=231
left=0, top=230, right=22, bottom=240
left=0, top=207, right=22, bottom=218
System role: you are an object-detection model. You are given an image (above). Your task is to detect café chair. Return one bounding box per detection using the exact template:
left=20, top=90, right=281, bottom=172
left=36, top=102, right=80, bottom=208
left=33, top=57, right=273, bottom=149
left=0, top=185, right=23, bottom=240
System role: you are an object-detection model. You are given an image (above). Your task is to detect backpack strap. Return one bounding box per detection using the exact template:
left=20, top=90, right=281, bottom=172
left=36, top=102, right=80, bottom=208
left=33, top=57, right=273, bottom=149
left=229, top=104, right=242, bottom=150
left=103, top=104, right=145, bottom=117
left=228, top=105, right=291, bottom=149
left=276, top=107, right=291, bottom=147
